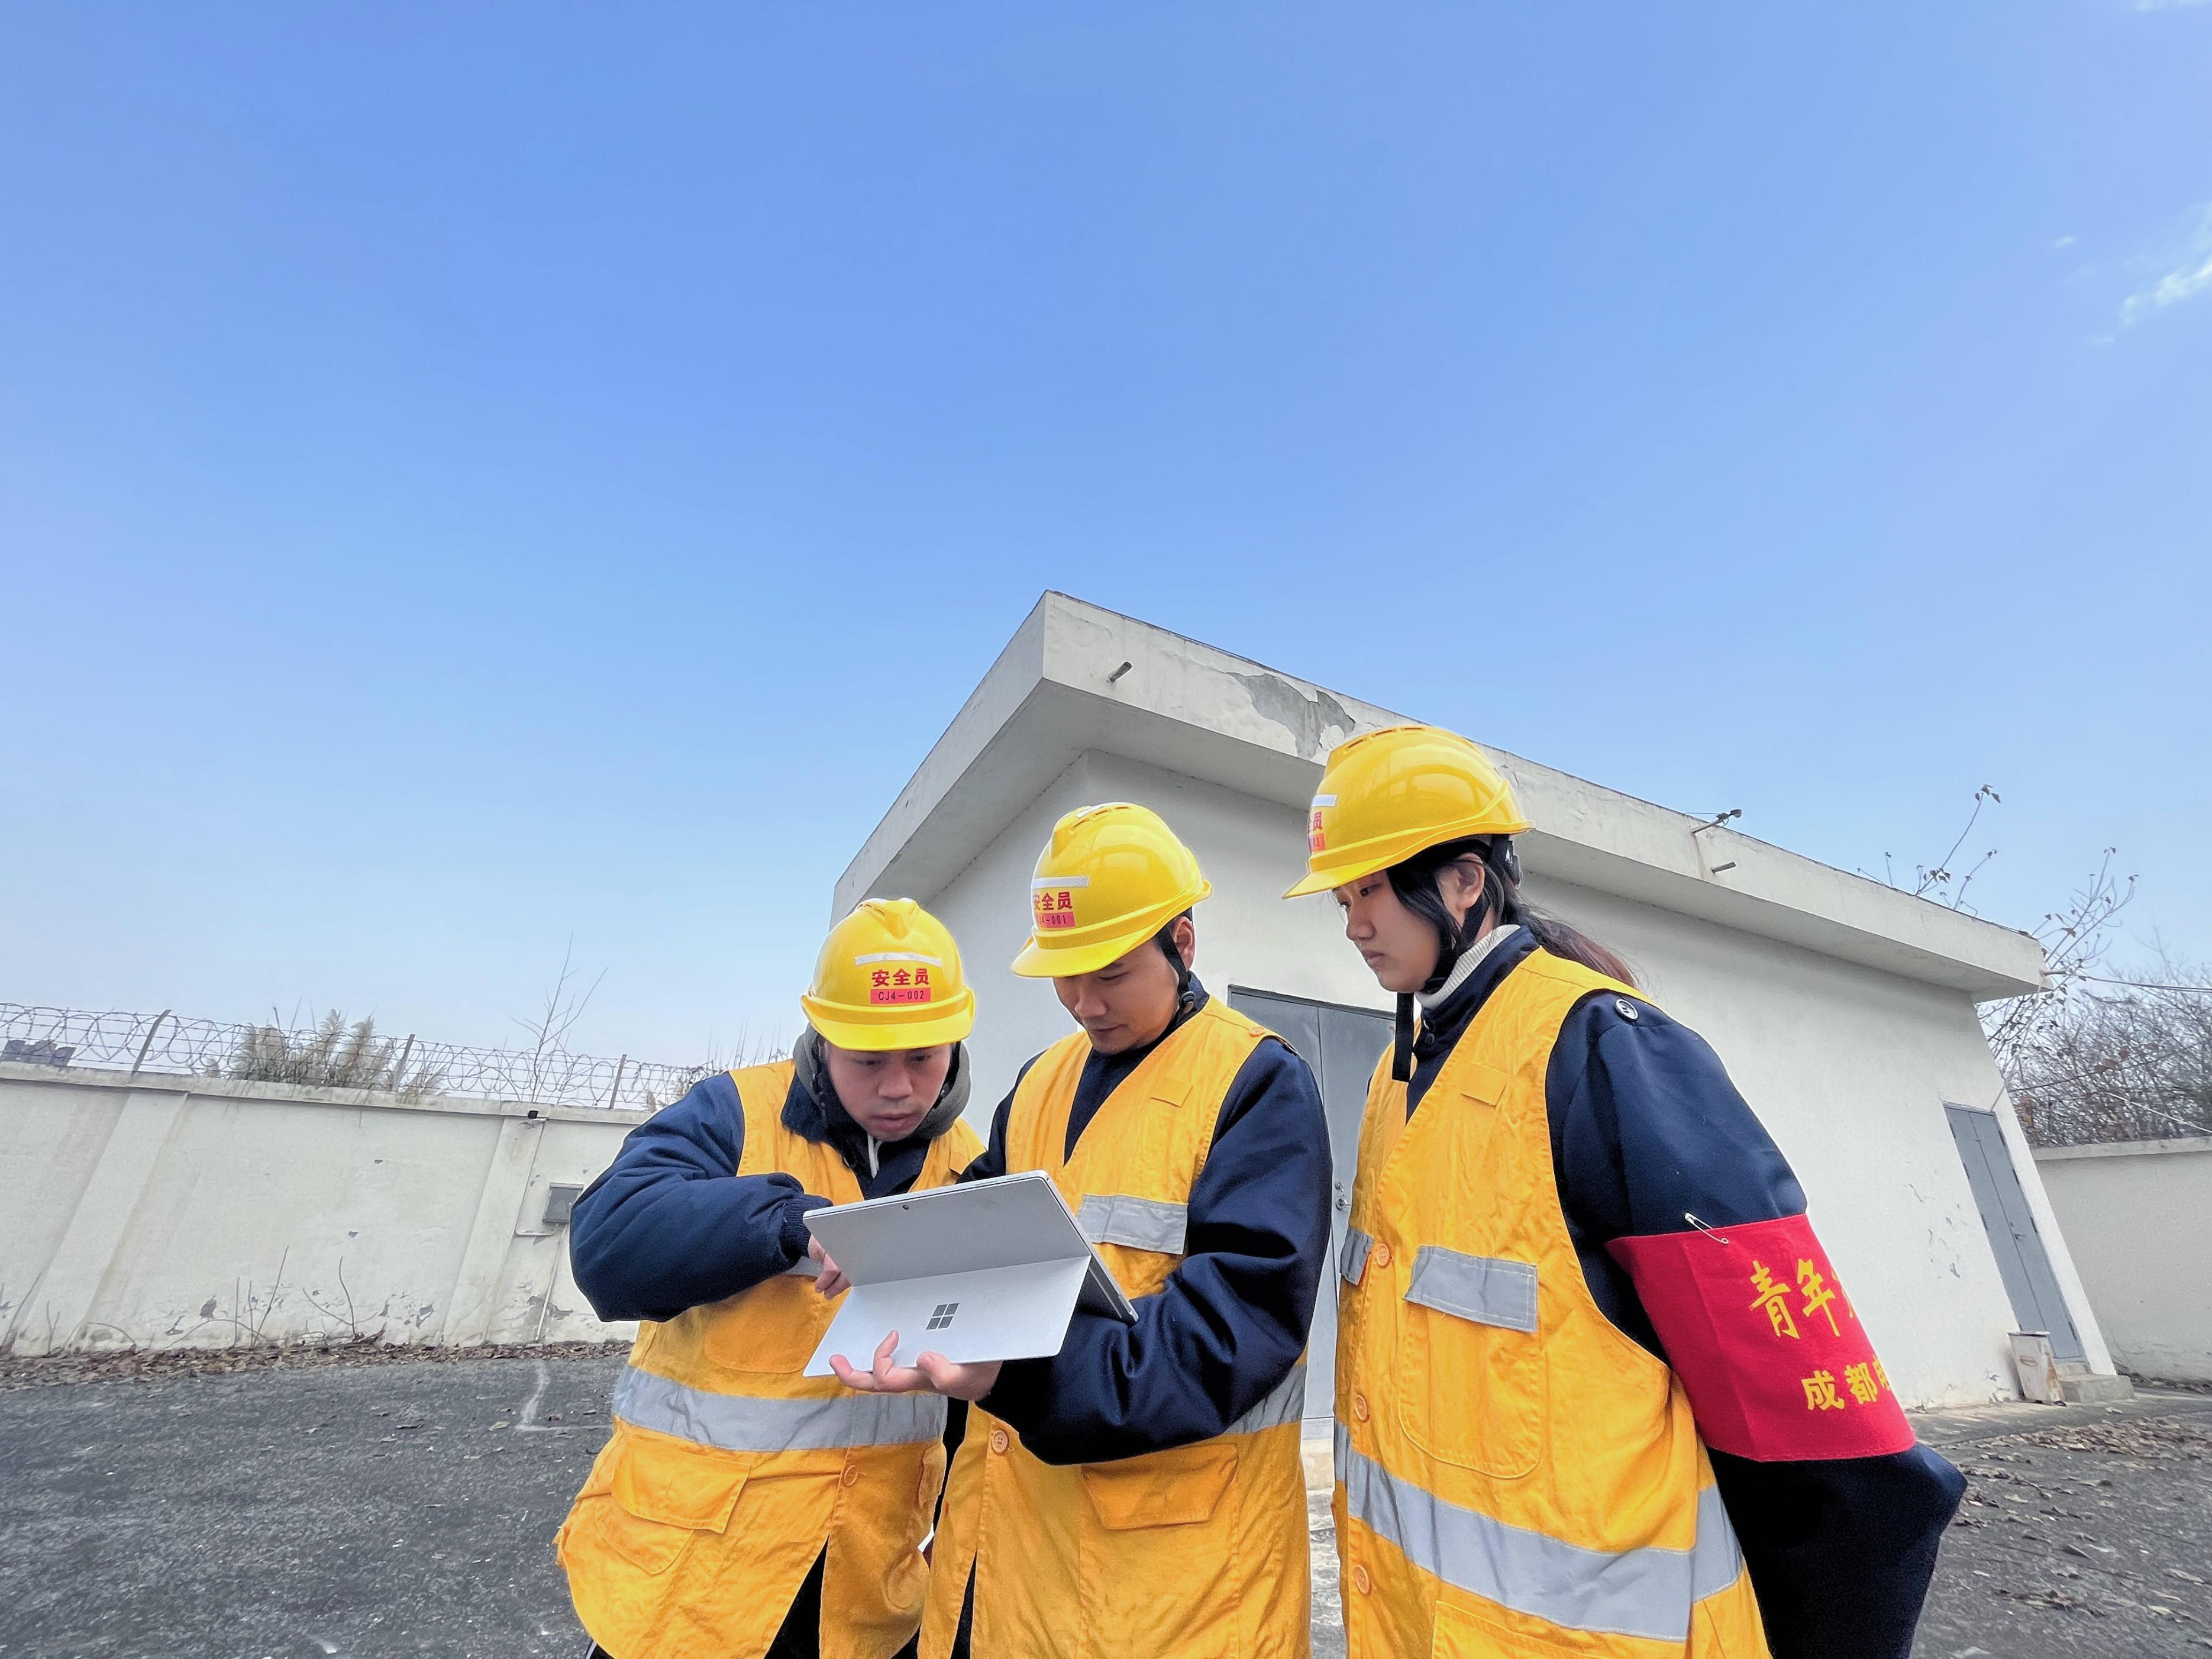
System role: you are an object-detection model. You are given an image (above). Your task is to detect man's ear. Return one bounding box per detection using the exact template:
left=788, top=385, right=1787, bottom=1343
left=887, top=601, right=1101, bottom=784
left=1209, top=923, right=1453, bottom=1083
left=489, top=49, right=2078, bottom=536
left=1171, top=913, right=1197, bottom=970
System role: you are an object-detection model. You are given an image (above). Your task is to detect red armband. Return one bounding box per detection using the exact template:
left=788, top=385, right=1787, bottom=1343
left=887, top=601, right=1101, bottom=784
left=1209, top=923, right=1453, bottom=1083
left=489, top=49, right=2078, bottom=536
left=1606, top=1213, right=1914, bottom=1462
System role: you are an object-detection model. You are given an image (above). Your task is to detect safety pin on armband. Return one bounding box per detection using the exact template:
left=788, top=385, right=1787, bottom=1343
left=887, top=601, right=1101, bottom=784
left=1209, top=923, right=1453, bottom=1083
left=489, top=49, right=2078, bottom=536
left=1684, top=1212, right=1732, bottom=1246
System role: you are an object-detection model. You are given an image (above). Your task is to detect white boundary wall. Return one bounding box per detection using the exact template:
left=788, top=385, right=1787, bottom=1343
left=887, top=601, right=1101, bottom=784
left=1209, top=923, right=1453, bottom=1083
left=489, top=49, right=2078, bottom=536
left=0, top=1061, right=641, bottom=1354
left=2034, top=1136, right=2212, bottom=1384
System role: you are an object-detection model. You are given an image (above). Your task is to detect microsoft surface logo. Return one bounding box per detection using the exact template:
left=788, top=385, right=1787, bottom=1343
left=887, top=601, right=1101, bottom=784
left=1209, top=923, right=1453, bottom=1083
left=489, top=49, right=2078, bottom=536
left=926, top=1302, right=959, bottom=1331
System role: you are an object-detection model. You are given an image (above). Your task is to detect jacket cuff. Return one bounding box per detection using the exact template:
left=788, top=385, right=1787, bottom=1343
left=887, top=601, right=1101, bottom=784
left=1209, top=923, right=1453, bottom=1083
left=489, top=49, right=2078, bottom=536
left=976, top=1353, right=1055, bottom=1433
left=778, top=1193, right=834, bottom=1266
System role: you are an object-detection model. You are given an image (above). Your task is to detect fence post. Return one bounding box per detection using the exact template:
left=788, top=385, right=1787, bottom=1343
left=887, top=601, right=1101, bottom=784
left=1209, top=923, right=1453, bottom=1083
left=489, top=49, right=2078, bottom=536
left=605, top=1054, right=627, bottom=1109
left=392, top=1032, right=417, bottom=1090
left=128, top=1010, right=173, bottom=1078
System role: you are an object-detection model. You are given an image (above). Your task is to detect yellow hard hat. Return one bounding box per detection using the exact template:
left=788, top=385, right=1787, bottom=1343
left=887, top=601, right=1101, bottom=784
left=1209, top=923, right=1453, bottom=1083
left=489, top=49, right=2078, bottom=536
left=800, top=898, right=977, bottom=1050
left=1283, top=724, right=1531, bottom=898
left=1012, top=803, right=1212, bottom=979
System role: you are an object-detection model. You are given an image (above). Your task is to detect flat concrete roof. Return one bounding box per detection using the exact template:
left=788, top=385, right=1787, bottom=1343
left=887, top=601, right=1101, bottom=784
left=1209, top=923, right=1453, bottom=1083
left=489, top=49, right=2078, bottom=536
left=837, top=593, right=2048, bottom=1001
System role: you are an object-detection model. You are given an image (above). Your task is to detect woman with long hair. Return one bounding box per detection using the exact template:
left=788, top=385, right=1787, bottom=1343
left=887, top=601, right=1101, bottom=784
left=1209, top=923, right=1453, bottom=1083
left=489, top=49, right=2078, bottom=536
left=1289, top=724, right=1962, bottom=1659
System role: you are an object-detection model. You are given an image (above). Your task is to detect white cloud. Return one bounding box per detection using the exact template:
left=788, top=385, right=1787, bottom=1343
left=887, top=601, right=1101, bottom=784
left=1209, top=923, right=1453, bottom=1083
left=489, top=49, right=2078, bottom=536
left=2052, top=234, right=2078, bottom=250
left=2118, top=204, right=2212, bottom=327
left=2121, top=254, right=2212, bottom=323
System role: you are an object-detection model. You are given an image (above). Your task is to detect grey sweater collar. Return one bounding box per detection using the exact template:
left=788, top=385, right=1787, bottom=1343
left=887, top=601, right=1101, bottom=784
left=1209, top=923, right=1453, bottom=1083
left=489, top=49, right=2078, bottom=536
left=1416, top=924, right=1525, bottom=1013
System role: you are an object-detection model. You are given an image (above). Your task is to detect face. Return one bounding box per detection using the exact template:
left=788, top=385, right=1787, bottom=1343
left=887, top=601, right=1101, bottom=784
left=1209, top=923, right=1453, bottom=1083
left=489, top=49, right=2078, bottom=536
left=1336, top=860, right=1486, bottom=995
left=820, top=1042, right=953, bottom=1141
left=1052, top=916, right=1193, bottom=1054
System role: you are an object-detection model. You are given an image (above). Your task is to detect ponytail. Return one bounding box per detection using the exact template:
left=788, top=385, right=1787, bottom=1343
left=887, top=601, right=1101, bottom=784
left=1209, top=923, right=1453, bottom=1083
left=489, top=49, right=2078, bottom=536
left=1518, top=908, right=1638, bottom=988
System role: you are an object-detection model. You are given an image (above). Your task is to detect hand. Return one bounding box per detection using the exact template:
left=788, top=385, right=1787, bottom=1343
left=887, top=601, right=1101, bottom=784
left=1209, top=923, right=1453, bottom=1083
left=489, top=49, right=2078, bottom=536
left=809, top=1236, right=850, bottom=1299
left=829, top=1330, right=1003, bottom=1403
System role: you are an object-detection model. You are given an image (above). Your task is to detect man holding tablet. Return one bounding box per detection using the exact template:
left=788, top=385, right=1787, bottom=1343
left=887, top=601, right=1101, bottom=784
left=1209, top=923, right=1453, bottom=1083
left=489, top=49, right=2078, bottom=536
left=831, top=803, right=1332, bottom=1659
left=557, top=899, right=984, bottom=1659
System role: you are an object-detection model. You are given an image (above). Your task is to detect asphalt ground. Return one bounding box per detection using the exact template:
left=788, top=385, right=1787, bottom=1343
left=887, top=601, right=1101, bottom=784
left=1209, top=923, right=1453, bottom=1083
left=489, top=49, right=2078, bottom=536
left=1911, top=1389, right=2212, bottom=1658
left=0, top=1351, right=616, bottom=1658
left=2, top=1350, right=2208, bottom=1658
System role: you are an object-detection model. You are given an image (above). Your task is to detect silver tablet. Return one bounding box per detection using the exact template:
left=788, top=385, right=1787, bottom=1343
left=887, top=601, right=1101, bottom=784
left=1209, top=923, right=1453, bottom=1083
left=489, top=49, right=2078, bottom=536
left=802, top=1171, right=1136, bottom=1377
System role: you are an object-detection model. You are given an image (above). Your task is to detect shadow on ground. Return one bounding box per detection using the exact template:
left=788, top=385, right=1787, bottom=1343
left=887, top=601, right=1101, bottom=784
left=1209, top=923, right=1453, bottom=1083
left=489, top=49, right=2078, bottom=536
left=2, top=1352, right=2207, bottom=1658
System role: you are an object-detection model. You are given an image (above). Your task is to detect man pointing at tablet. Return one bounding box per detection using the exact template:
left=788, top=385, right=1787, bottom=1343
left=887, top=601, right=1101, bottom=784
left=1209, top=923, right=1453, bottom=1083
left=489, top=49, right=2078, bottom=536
left=833, top=803, right=1332, bottom=1659
left=557, top=899, right=984, bottom=1659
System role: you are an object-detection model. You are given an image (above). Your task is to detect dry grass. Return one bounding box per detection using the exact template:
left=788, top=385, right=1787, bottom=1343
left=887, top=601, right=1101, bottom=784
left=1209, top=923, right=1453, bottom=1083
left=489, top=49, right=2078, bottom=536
left=224, top=1009, right=445, bottom=1095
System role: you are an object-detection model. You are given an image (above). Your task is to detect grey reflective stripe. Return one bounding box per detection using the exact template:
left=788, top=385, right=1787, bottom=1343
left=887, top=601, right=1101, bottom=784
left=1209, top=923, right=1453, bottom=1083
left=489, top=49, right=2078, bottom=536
left=1223, top=1362, right=1308, bottom=1437
left=1689, top=1484, right=1745, bottom=1602
left=1405, top=1247, right=1538, bottom=1334
left=1340, top=1229, right=1374, bottom=1286
left=612, top=1365, right=947, bottom=1452
left=1078, top=1193, right=1189, bottom=1254
left=1336, top=1427, right=1743, bottom=1642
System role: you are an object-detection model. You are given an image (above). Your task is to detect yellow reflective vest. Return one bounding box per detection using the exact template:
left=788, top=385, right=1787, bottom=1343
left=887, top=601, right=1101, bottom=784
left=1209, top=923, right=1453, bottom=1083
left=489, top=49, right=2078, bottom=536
left=921, top=999, right=1313, bottom=1659
left=1333, top=950, right=1773, bottom=1658
left=558, top=1061, right=984, bottom=1659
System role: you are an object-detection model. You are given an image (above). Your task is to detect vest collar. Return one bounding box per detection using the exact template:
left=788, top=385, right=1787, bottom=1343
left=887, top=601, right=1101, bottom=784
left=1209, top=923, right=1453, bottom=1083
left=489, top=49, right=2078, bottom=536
left=1409, top=927, right=1541, bottom=1087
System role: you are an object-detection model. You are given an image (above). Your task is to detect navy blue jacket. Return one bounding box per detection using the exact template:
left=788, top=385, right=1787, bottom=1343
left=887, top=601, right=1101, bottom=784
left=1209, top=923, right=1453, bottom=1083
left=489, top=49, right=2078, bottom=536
left=961, top=981, right=1334, bottom=1466
left=1410, top=928, right=1964, bottom=1659
left=570, top=1065, right=954, bottom=1324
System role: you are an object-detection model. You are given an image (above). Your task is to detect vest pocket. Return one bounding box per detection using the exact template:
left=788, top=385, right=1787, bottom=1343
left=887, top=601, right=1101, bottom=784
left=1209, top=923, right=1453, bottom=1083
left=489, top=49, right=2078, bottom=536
left=1079, top=1439, right=1236, bottom=1529
left=1077, top=1192, right=1189, bottom=1299
left=1077, top=1442, right=1241, bottom=1656
left=1398, top=1248, right=1543, bottom=1479
left=1078, top=1193, right=1190, bottom=1255
left=702, top=1275, right=835, bottom=1374
left=589, top=1432, right=750, bottom=1576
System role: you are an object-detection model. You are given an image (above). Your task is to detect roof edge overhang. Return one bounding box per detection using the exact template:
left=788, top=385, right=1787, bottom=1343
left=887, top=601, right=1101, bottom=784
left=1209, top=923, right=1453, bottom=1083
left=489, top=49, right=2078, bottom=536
left=835, top=593, right=2049, bottom=1003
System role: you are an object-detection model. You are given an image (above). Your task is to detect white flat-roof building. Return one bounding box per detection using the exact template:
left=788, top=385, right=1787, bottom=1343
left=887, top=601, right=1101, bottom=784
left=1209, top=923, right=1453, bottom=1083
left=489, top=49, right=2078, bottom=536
left=836, top=593, right=2123, bottom=1423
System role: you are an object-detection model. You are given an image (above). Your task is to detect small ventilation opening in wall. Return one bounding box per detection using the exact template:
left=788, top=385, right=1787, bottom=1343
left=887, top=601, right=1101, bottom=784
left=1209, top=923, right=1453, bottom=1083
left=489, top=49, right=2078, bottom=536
left=543, top=1183, right=585, bottom=1227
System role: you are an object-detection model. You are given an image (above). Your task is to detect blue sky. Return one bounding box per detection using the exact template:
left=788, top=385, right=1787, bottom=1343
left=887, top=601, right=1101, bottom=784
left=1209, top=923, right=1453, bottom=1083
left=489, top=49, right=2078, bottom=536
left=3, top=4, right=2207, bottom=1064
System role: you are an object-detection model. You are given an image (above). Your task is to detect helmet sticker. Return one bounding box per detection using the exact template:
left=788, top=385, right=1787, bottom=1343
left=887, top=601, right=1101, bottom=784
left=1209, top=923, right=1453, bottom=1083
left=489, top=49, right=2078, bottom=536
left=867, top=963, right=934, bottom=1004
left=1309, top=795, right=1334, bottom=854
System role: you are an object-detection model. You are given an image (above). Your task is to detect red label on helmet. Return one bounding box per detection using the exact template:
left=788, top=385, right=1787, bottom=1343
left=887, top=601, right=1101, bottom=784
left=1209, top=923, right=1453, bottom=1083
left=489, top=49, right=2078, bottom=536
left=1607, top=1214, right=1916, bottom=1462
left=866, top=967, right=933, bottom=1002
left=1034, top=889, right=1078, bottom=929
left=1309, top=810, right=1326, bottom=853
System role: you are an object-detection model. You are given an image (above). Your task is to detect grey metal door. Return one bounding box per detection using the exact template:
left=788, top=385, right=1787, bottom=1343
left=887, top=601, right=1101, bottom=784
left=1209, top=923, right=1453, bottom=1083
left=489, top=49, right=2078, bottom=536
left=1945, top=1103, right=2084, bottom=1362
left=1231, top=986, right=1393, bottom=1431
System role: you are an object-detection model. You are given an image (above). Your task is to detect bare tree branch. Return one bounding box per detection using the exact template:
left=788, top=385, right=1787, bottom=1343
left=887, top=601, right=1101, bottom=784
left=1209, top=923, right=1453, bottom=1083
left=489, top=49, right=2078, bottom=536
left=2004, top=944, right=2212, bottom=1148
left=509, top=940, right=609, bottom=1105
left=1878, top=792, right=2201, bottom=1147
